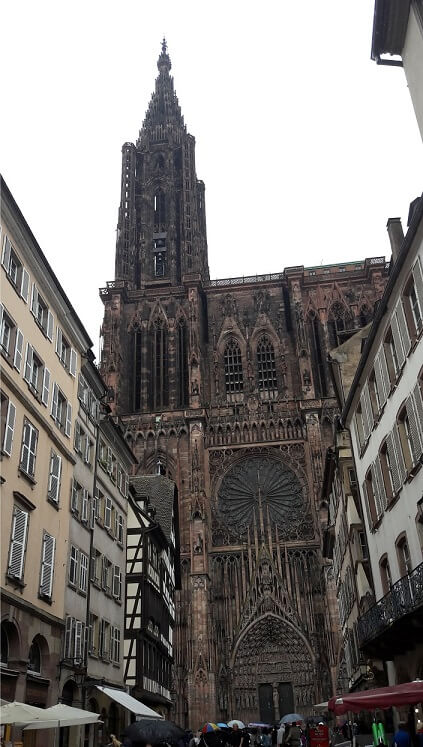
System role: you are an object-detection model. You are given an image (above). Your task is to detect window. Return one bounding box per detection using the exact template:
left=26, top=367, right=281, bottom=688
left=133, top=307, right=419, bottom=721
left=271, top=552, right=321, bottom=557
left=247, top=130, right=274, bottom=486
left=397, top=406, right=415, bottom=472
left=69, top=545, right=79, bottom=585
left=404, top=258, right=423, bottom=336
left=308, top=313, right=328, bottom=397
left=90, top=548, right=101, bottom=585
left=78, top=373, right=99, bottom=421
left=102, top=557, right=112, bottom=592
left=396, top=535, right=412, bottom=577
left=380, top=441, right=395, bottom=503
left=24, top=344, right=50, bottom=406
left=88, top=613, right=99, bottom=655
left=56, top=327, right=77, bottom=376
left=111, top=626, right=121, bottom=663
left=112, top=565, right=122, bottom=600
left=1, top=393, right=16, bottom=457
left=368, top=371, right=380, bottom=418
left=327, top=302, right=353, bottom=347
left=359, top=381, right=374, bottom=440
left=151, top=321, right=168, bottom=408
left=71, top=479, right=82, bottom=514
left=8, top=506, right=29, bottom=580
left=177, top=320, right=189, bottom=406
left=1, top=236, right=30, bottom=302
left=79, top=552, right=88, bottom=593
left=154, top=251, right=166, bottom=277
left=257, top=336, right=277, bottom=395
left=64, top=616, right=85, bottom=661
left=386, top=426, right=407, bottom=495
left=384, top=329, right=400, bottom=381
left=20, top=419, right=38, bottom=477
left=153, top=189, right=166, bottom=230
left=390, top=300, right=411, bottom=373
left=99, top=619, right=110, bottom=660
left=404, top=387, right=423, bottom=467
left=47, top=451, right=62, bottom=503
left=380, top=555, right=392, bottom=595
left=104, top=496, right=112, bottom=530
left=40, top=532, right=56, bottom=599
left=51, top=383, right=72, bottom=436
left=74, top=422, right=93, bottom=466
left=374, top=346, right=391, bottom=407
left=28, top=640, right=41, bottom=674
left=0, top=305, right=24, bottom=373
left=224, top=339, right=243, bottom=395
left=115, top=514, right=124, bottom=544
left=30, top=284, right=54, bottom=340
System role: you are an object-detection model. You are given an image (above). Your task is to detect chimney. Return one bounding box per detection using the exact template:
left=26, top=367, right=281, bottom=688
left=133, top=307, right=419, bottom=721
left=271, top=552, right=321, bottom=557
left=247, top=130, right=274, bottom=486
left=386, top=217, right=404, bottom=262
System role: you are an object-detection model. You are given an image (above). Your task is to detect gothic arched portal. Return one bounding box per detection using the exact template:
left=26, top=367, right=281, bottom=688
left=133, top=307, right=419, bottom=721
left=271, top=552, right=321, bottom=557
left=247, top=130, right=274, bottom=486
left=229, top=613, right=317, bottom=724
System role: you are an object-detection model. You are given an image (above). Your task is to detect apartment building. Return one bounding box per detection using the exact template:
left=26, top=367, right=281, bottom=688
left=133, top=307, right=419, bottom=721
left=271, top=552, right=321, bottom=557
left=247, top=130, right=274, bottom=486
left=342, top=196, right=423, bottom=696
left=0, top=176, right=92, bottom=710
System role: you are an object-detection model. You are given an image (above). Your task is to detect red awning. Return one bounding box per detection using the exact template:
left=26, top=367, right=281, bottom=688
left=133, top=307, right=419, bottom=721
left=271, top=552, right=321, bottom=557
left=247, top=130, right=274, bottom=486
left=328, top=680, right=423, bottom=715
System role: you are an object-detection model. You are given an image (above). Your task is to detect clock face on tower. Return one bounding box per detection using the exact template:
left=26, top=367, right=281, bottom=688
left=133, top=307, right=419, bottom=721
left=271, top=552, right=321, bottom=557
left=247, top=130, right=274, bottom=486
left=217, top=455, right=304, bottom=534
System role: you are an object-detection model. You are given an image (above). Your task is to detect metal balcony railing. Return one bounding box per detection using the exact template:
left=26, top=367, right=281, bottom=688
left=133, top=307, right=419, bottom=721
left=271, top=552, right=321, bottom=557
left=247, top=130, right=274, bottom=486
left=358, top=561, right=423, bottom=646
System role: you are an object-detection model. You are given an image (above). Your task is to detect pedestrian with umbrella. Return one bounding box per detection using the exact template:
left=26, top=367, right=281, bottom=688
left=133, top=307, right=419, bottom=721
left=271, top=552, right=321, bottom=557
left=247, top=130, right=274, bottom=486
left=124, top=718, right=185, bottom=747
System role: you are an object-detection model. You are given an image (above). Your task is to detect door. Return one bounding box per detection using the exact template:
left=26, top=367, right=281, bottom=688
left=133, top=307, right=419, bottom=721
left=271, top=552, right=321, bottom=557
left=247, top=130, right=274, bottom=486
left=259, top=683, right=274, bottom=723
left=278, top=682, right=294, bottom=719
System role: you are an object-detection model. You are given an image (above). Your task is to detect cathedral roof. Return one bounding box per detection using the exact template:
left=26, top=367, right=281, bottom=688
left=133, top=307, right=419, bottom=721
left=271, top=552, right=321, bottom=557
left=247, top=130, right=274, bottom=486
left=130, top=474, right=176, bottom=545
left=138, top=39, right=186, bottom=142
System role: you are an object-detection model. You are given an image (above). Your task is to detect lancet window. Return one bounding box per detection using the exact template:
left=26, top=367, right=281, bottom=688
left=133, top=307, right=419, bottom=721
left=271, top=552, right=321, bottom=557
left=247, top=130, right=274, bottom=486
left=151, top=321, right=168, bottom=408
left=177, top=320, right=189, bottom=407
left=154, top=189, right=166, bottom=231
left=327, top=302, right=353, bottom=348
left=133, top=330, right=142, bottom=411
left=308, top=313, right=328, bottom=397
left=224, top=339, right=243, bottom=394
left=257, top=336, right=277, bottom=393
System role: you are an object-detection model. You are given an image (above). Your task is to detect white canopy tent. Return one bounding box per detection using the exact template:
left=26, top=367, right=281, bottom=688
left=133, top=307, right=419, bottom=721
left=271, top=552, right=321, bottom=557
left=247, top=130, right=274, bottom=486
left=95, top=686, right=163, bottom=719
left=23, top=704, right=102, bottom=729
left=0, top=702, right=49, bottom=725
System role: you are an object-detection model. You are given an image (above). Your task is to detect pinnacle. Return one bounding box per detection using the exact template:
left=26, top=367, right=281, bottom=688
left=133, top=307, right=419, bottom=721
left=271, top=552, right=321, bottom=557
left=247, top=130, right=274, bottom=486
left=157, top=36, right=171, bottom=73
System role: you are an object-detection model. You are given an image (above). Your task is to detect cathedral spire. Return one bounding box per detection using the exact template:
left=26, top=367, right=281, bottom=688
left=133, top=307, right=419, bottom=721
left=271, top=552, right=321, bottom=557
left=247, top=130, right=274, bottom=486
left=139, top=38, right=185, bottom=141
left=157, top=37, right=171, bottom=73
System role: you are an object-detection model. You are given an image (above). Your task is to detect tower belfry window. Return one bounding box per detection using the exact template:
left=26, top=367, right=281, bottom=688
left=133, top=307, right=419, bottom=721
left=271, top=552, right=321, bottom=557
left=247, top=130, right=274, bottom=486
left=151, top=321, right=168, bottom=409
left=257, top=336, right=277, bottom=393
left=224, top=340, right=243, bottom=394
left=177, top=320, right=189, bottom=406
left=154, top=190, right=166, bottom=230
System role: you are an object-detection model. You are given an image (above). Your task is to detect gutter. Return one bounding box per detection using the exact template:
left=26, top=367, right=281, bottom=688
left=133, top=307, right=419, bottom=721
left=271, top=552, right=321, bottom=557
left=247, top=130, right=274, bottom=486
left=341, top=193, right=423, bottom=427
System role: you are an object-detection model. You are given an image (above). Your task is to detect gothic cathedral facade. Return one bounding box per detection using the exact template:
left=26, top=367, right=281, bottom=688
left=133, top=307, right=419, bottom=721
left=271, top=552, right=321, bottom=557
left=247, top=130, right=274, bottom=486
left=100, top=42, right=389, bottom=726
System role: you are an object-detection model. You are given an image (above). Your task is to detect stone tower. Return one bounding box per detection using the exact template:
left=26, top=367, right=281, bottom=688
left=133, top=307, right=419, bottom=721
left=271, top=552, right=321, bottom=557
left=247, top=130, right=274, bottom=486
left=100, top=42, right=389, bottom=727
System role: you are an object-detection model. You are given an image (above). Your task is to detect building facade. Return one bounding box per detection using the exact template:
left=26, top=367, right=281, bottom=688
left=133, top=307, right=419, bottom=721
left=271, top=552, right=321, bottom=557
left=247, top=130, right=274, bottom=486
left=371, top=0, right=423, bottom=141
left=1, top=176, right=92, bottom=712
left=99, top=42, right=390, bottom=726
left=342, top=196, right=423, bottom=701
left=125, top=474, right=180, bottom=718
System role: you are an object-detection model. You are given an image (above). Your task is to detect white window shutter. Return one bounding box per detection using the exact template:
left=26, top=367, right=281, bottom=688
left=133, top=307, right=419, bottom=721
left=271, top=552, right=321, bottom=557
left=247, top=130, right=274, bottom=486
left=80, top=554, right=88, bottom=592
left=90, top=497, right=96, bottom=530
left=391, top=310, right=406, bottom=370
left=81, top=489, right=89, bottom=522
left=64, top=616, right=74, bottom=658
left=30, top=283, right=38, bottom=316
left=40, top=533, right=55, bottom=597
left=392, top=424, right=406, bottom=485
left=373, top=456, right=387, bottom=513
left=8, top=507, right=29, bottom=579
left=46, top=310, right=54, bottom=342
left=56, top=327, right=62, bottom=356
left=374, top=350, right=388, bottom=407
left=48, top=452, right=62, bottom=502
left=406, top=394, right=423, bottom=465
left=386, top=432, right=400, bottom=495
left=13, top=329, right=24, bottom=373
left=3, top=400, right=16, bottom=456
left=24, top=343, right=33, bottom=383
left=74, top=621, right=83, bottom=661
left=41, top=368, right=50, bottom=406
left=69, top=348, right=77, bottom=377
left=20, top=267, right=30, bottom=303
left=51, top=382, right=59, bottom=420
left=1, top=235, right=11, bottom=269
left=71, top=480, right=79, bottom=512
left=396, top=299, right=411, bottom=356
left=65, top=402, right=72, bottom=437
left=413, top=257, right=423, bottom=320
left=360, top=388, right=371, bottom=440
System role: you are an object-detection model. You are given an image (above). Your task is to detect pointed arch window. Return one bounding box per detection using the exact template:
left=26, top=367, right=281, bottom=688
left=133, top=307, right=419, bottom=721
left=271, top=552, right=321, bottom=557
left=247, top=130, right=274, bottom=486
left=224, top=339, right=243, bottom=394
left=177, top=319, right=189, bottom=407
left=154, top=189, right=166, bottom=231
left=328, top=302, right=353, bottom=347
left=308, top=313, right=328, bottom=397
left=257, top=336, right=277, bottom=393
left=151, top=321, right=168, bottom=409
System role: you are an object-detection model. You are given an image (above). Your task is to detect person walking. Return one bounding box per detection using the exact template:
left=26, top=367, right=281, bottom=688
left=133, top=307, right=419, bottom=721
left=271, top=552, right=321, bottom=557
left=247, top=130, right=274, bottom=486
left=392, top=723, right=411, bottom=747
left=284, top=723, right=301, bottom=747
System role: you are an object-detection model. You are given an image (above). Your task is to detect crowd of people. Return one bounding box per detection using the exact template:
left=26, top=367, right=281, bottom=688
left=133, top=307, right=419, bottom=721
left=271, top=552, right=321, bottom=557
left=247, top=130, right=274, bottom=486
left=187, top=721, right=306, bottom=747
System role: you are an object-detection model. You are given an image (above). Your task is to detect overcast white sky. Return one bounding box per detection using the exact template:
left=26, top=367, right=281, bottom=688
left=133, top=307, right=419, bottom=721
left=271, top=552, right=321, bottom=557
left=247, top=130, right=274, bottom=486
left=1, top=1, right=422, bottom=353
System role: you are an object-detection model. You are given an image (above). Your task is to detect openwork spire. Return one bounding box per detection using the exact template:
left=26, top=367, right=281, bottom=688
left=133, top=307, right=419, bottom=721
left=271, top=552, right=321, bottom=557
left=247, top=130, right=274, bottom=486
left=138, top=38, right=185, bottom=143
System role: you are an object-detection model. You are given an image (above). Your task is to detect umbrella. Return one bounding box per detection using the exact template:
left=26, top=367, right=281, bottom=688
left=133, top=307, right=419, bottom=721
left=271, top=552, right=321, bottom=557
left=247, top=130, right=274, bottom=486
left=124, top=718, right=184, bottom=745
left=217, top=723, right=229, bottom=729
left=23, top=704, right=102, bottom=729
left=228, top=721, right=245, bottom=729
left=0, top=702, right=48, bottom=725
left=202, top=724, right=219, bottom=733
left=280, top=714, right=304, bottom=724
left=248, top=723, right=271, bottom=728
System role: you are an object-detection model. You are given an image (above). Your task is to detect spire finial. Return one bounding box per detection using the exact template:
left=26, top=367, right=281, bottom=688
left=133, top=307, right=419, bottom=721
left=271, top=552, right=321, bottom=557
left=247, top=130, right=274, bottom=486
left=157, top=36, right=171, bottom=73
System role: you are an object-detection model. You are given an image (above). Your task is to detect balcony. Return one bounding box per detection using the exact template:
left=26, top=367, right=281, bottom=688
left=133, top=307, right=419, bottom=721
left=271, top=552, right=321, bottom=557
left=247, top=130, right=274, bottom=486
left=357, top=561, right=423, bottom=656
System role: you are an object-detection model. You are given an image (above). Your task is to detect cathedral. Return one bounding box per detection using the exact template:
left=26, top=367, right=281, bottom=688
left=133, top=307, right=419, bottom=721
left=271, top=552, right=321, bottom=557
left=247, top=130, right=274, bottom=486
left=99, top=41, right=389, bottom=727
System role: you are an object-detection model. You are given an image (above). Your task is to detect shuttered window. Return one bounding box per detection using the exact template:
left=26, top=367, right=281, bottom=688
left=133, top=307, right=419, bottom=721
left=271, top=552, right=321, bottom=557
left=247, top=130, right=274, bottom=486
left=374, top=347, right=390, bottom=407
left=20, top=419, right=38, bottom=477
left=41, top=368, right=50, bottom=406
left=8, top=507, right=29, bottom=579
left=13, top=329, right=24, bottom=373
left=391, top=300, right=411, bottom=371
left=113, top=565, right=122, bottom=599
left=74, top=621, right=84, bottom=661
left=104, top=497, right=112, bottom=529
left=2, top=399, right=16, bottom=456
left=81, top=489, right=89, bottom=522
left=79, top=553, right=88, bottom=593
left=69, top=545, right=79, bottom=585
left=411, top=257, right=423, bottom=332
left=64, top=616, right=75, bottom=659
left=362, top=478, right=377, bottom=529
left=386, top=427, right=406, bottom=494
left=40, top=532, right=56, bottom=598
left=405, top=391, right=423, bottom=465
left=373, top=457, right=387, bottom=515
left=360, top=382, right=374, bottom=440
left=47, top=451, right=62, bottom=503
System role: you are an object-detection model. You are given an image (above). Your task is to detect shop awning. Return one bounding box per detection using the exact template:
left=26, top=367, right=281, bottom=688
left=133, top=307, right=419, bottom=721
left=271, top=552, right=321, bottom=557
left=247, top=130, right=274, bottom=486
left=328, top=680, right=423, bottom=715
left=96, top=686, right=163, bottom=719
